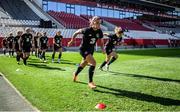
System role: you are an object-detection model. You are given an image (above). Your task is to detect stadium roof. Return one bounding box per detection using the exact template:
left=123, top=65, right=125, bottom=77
left=147, top=0, right=180, bottom=8
left=94, top=0, right=180, bottom=8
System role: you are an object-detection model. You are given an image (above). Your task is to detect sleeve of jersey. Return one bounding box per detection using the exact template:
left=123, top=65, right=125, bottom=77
left=99, top=30, right=103, bottom=38
left=81, top=28, right=87, bottom=34
left=108, top=34, right=113, bottom=39
left=21, top=34, right=24, bottom=39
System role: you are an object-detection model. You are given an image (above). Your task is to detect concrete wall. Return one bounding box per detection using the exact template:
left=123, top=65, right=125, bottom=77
left=31, top=0, right=42, bottom=8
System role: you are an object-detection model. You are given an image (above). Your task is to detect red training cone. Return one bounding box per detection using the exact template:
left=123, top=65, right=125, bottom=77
left=95, top=103, right=106, bottom=109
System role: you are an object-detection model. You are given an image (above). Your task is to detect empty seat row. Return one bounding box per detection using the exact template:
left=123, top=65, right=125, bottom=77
left=48, top=11, right=89, bottom=29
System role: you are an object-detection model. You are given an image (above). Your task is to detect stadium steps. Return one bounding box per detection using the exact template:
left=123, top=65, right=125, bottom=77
left=23, top=0, right=49, bottom=21
left=32, top=1, right=65, bottom=28
left=0, top=0, right=40, bottom=20
left=24, top=0, right=64, bottom=28
left=48, top=11, right=90, bottom=29
left=0, top=6, right=11, bottom=19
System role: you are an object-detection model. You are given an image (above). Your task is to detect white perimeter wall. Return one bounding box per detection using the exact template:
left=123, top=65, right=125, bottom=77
left=32, top=0, right=42, bottom=8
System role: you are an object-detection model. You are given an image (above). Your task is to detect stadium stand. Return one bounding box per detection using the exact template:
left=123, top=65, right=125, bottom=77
left=80, top=15, right=152, bottom=31
left=102, top=18, right=152, bottom=31
left=0, top=0, right=180, bottom=49
left=48, top=11, right=89, bottom=29
left=0, top=0, right=40, bottom=20
left=0, top=6, right=10, bottom=19
left=48, top=11, right=152, bottom=31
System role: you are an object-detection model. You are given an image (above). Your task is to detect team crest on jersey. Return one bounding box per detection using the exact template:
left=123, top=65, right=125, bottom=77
left=96, top=34, right=100, bottom=38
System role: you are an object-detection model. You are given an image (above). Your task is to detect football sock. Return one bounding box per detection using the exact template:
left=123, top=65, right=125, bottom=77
left=108, top=57, right=117, bottom=65
left=52, top=52, right=55, bottom=60
left=75, top=66, right=83, bottom=76
left=58, top=53, right=62, bottom=59
left=89, top=66, right=95, bottom=83
left=100, top=61, right=107, bottom=68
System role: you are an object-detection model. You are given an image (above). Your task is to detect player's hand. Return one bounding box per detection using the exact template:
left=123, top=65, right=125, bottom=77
left=67, top=41, right=73, bottom=47
left=54, top=43, right=59, bottom=47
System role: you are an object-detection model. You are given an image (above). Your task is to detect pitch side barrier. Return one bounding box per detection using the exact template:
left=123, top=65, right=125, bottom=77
left=0, top=37, right=180, bottom=50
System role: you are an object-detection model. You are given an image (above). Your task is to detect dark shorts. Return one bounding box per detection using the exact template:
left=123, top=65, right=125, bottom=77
left=8, top=43, right=13, bottom=49
left=105, top=46, right=114, bottom=55
left=80, top=48, right=94, bottom=59
left=34, top=43, right=39, bottom=49
left=15, top=45, right=20, bottom=52
left=40, top=44, right=48, bottom=50
left=22, top=46, right=31, bottom=53
left=53, top=44, right=61, bottom=51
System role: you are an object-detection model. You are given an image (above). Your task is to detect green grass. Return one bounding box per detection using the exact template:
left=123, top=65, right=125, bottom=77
left=0, top=48, right=180, bottom=111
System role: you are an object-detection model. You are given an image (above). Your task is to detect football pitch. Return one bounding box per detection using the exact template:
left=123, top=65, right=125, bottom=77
left=0, top=48, right=180, bottom=111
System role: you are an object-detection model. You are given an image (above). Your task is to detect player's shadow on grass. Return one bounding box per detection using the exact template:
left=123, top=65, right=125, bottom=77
left=60, top=62, right=77, bottom=65
left=28, top=60, right=46, bottom=64
left=29, top=58, right=77, bottom=65
left=28, top=63, right=65, bottom=71
left=55, top=59, right=77, bottom=65
left=28, top=58, right=47, bottom=64
left=77, top=81, right=180, bottom=106
left=108, top=71, right=180, bottom=83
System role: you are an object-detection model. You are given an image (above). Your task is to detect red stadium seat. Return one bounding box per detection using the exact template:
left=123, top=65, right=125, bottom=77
left=48, top=11, right=89, bottom=29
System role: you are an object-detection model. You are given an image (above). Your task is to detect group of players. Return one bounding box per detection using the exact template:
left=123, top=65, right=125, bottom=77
left=68, top=16, right=126, bottom=89
left=1, top=28, right=63, bottom=65
left=1, top=16, right=125, bottom=89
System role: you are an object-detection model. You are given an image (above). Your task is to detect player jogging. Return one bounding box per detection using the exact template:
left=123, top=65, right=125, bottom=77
left=68, top=16, right=105, bottom=89
left=39, top=32, right=48, bottom=62
left=20, top=28, right=33, bottom=65
left=14, top=31, right=23, bottom=64
left=52, top=31, right=63, bottom=63
left=99, top=27, right=126, bottom=71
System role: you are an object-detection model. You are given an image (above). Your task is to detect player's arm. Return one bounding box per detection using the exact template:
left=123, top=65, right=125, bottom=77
left=32, top=36, right=35, bottom=48
left=31, top=35, right=33, bottom=46
left=121, top=33, right=128, bottom=46
left=99, top=38, right=105, bottom=54
left=53, top=36, right=59, bottom=47
left=117, top=37, right=127, bottom=46
left=19, top=36, right=23, bottom=50
left=39, top=37, right=42, bottom=47
left=12, top=37, right=15, bottom=50
left=122, top=32, right=130, bottom=39
left=67, top=29, right=83, bottom=47
left=103, top=33, right=110, bottom=37
left=60, top=36, right=63, bottom=47
left=99, top=30, right=105, bottom=53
